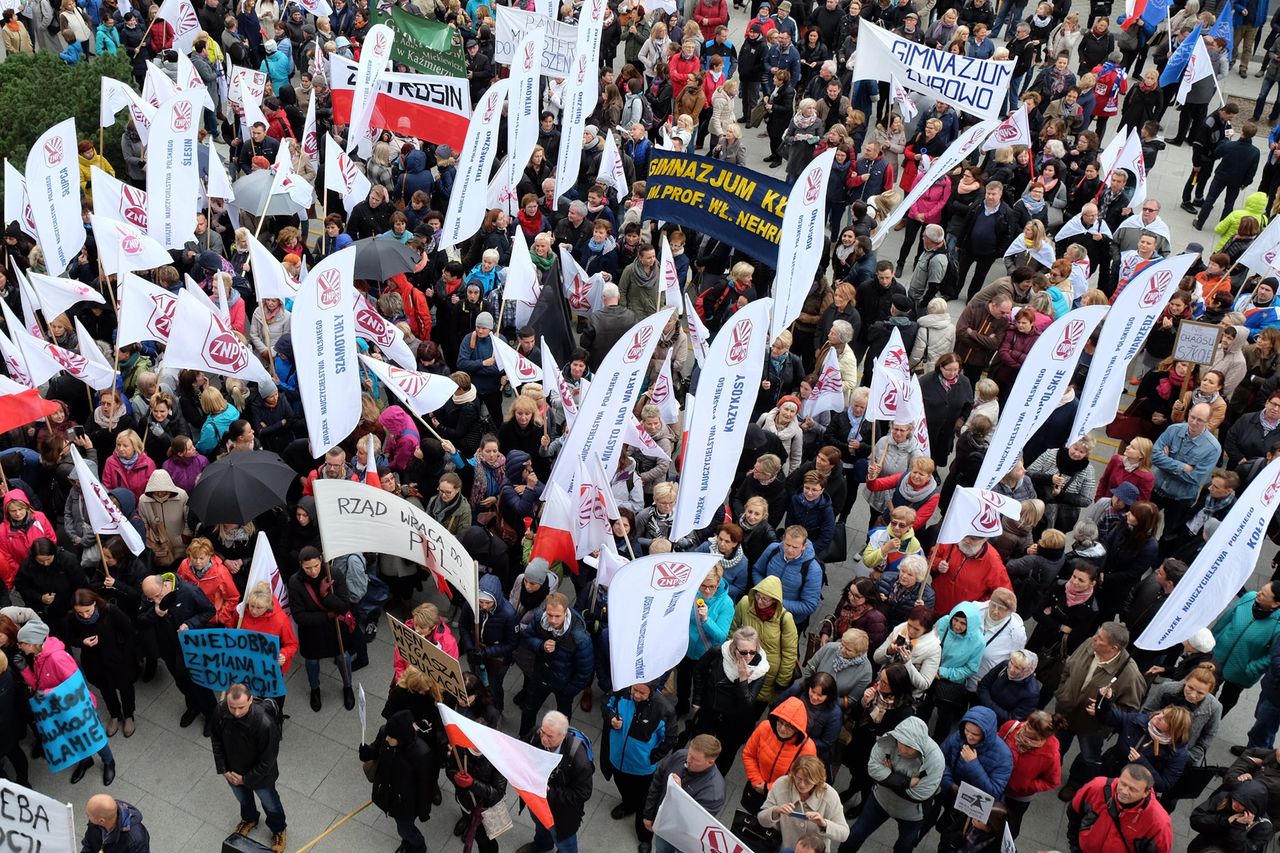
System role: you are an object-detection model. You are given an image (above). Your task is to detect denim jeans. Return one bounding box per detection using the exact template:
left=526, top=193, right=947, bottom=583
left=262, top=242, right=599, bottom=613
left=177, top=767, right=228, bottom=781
left=304, top=653, right=352, bottom=689
left=993, top=0, right=1025, bottom=38
left=228, top=782, right=288, bottom=834
left=838, top=792, right=923, bottom=853
left=1061, top=731, right=1105, bottom=787
left=394, top=815, right=427, bottom=853
left=1249, top=693, right=1280, bottom=748
left=1256, top=77, right=1280, bottom=119
left=97, top=742, right=114, bottom=764
left=533, top=823, right=579, bottom=852
left=653, top=838, right=680, bottom=853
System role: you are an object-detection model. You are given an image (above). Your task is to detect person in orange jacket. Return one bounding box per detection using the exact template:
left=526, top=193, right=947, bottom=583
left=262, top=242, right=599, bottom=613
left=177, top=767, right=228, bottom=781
left=741, top=695, right=818, bottom=806
left=240, top=582, right=299, bottom=709
left=176, top=538, right=242, bottom=628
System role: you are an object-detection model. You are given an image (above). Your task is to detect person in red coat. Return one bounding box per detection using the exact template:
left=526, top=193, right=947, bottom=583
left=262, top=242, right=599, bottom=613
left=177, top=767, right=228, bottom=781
left=991, top=308, right=1042, bottom=403
left=0, top=489, right=55, bottom=589
left=240, top=582, right=299, bottom=709
left=176, top=538, right=242, bottom=628
left=692, top=0, right=728, bottom=41
left=101, top=430, right=158, bottom=500
left=1068, top=765, right=1173, bottom=853
left=380, top=269, right=432, bottom=344
left=1089, top=57, right=1129, bottom=140
left=668, top=40, right=703, bottom=92
left=999, top=711, right=1063, bottom=838
left=928, top=535, right=1012, bottom=616
left=1094, top=439, right=1155, bottom=502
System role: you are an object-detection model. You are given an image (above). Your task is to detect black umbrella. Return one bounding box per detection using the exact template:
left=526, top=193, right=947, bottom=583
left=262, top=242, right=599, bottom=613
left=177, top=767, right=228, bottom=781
left=351, top=236, right=420, bottom=281
left=188, top=450, right=297, bottom=524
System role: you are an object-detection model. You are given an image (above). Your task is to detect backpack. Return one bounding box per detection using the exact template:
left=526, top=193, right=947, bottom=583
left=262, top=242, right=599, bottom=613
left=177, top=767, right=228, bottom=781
left=926, top=244, right=959, bottom=299
left=564, top=726, right=595, bottom=765
left=256, top=697, right=283, bottom=733
left=695, top=275, right=736, bottom=331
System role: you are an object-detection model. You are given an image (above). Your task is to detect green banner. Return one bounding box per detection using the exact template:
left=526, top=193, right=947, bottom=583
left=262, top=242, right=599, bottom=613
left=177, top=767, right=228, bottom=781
left=370, top=5, right=468, bottom=79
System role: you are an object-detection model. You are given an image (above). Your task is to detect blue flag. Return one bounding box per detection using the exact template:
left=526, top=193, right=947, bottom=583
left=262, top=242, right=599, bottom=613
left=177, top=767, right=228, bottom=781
left=1159, top=23, right=1202, bottom=87
left=1209, top=11, right=1234, bottom=59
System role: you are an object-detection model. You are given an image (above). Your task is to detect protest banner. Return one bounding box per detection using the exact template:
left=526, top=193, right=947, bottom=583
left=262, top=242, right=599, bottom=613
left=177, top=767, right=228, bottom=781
left=30, top=671, right=107, bottom=773
left=3, top=160, right=38, bottom=241
left=292, top=247, right=361, bottom=455
left=643, top=152, right=790, bottom=266
left=101, top=77, right=156, bottom=145
left=117, top=273, right=176, bottom=345
left=498, top=32, right=545, bottom=215
left=772, top=149, right=835, bottom=340
left=157, top=0, right=201, bottom=52
left=146, top=93, right=202, bottom=250
left=347, top=24, right=397, bottom=157
left=494, top=7, right=578, bottom=77
left=670, top=299, right=771, bottom=541
left=653, top=773, right=754, bottom=852
left=179, top=629, right=285, bottom=696
left=937, top=487, right=1025, bottom=544
left=955, top=782, right=996, bottom=822
left=352, top=293, right=417, bottom=370
left=853, top=20, right=1014, bottom=120
left=90, top=214, right=173, bottom=277
left=25, top=118, right=85, bottom=276
left=554, top=50, right=594, bottom=204
left=0, top=779, right=76, bottom=853
left=70, top=445, right=145, bottom=554
left=92, top=166, right=149, bottom=230
left=369, top=2, right=467, bottom=77
left=387, top=614, right=467, bottom=700
left=312, top=479, right=477, bottom=610
left=442, top=80, right=510, bottom=250
left=1173, top=320, right=1222, bottom=364
left=359, top=354, right=457, bottom=415
left=163, top=289, right=274, bottom=384
left=1137, top=456, right=1280, bottom=650
left=226, top=66, right=267, bottom=113
left=325, top=132, right=374, bottom=214
left=328, top=53, right=471, bottom=152
left=976, top=306, right=1108, bottom=490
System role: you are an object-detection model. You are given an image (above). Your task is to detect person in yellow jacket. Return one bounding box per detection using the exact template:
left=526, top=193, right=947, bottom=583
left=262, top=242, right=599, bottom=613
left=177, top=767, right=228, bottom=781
left=77, top=139, right=115, bottom=202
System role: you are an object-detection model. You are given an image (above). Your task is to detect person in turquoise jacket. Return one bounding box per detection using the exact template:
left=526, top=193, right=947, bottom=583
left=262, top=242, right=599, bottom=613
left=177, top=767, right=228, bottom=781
left=196, top=398, right=241, bottom=455
left=679, top=563, right=736, bottom=714
left=1212, top=581, right=1280, bottom=715
left=95, top=14, right=120, bottom=54
left=259, top=39, right=294, bottom=95
left=931, top=600, right=987, bottom=736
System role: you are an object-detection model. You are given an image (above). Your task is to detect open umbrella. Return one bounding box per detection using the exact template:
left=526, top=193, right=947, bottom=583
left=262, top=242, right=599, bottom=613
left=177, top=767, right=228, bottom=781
left=352, top=236, right=420, bottom=281
left=230, top=170, right=311, bottom=218
left=188, top=450, right=297, bottom=524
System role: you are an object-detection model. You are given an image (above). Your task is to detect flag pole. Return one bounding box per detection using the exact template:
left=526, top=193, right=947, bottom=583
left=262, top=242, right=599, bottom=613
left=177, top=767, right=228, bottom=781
left=94, top=533, right=113, bottom=580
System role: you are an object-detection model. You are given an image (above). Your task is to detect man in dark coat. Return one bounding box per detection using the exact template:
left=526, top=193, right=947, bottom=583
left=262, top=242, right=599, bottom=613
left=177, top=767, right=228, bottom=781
left=581, top=283, right=638, bottom=371
left=854, top=261, right=907, bottom=358
left=82, top=795, right=151, bottom=853
left=958, top=181, right=1019, bottom=301
left=1195, top=120, right=1263, bottom=229
left=139, top=573, right=218, bottom=731
left=522, top=710, right=595, bottom=853
left=954, top=293, right=1013, bottom=386
left=518, top=593, right=597, bottom=739
left=211, top=685, right=287, bottom=851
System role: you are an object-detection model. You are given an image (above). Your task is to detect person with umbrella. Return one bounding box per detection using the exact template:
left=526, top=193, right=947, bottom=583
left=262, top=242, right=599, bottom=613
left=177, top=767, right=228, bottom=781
left=288, top=546, right=357, bottom=712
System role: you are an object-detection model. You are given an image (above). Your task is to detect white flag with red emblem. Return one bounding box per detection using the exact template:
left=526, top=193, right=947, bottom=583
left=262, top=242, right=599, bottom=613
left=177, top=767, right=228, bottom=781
left=499, top=32, right=544, bottom=215
left=236, top=74, right=269, bottom=134
left=158, top=0, right=202, bottom=52
left=73, top=318, right=117, bottom=391
left=324, top=133, right=373, bottom=214
left=658, top=234, right=682, bottom=309
left=504, top=230, right=543, bottom=328
left=975, top=305, right=1109, bottom=490
left=162, top=289, right=273, bottom=384
left=771, top=148, right=835, bottom=342
left=147, top=93, right=202, bottom=249
left=3, top=160, right=39, bottom=241
left=596, top=129, right=629, bottom=197
left=245, top=233, right=298, bottom=301
left=541, top=339, right=578, bottom=430
left=294, top=247, right=361, bottom=453
left=25, top=118, right=86, bottom=276
left=910, top=374, right=931, bottom=455
left=11, top=269, right=44, bottom=340
left=865, top=327, right=916, bottom=422
left=351, top=292, right=416, bottom=370
left=624, top=414, right=670, bottom=461
left=174, top=50, right=216, bottom=111
left=26, top=270, right=106, bottom=320
left=492, top=335, right=543, bottom=389
left=1238, top=216, right=1280, bottom=277
left=184, top=274, right=229, bottom=324
left=117, top=273, right=177, bottom=345
left=683, top=293, right=710, bottom=367
left=347, top=24, right=396, bottom=157
left=359, top=354, right=457, bottom=416
left=300, top=94, right=320, bottom=176
left=91, top=215, right=172, bottom=278
left=206, top=138, right=236, bottom=202
left=936, top=486, right=1022, bottom=544
left=981, top=103, right=1032, bottom=151
left=70, top=445, right=145, bottom=555
left=670, top=298, right=772, bottom=542
left=560, top=247, right=606, bottom=317
left=555, top=51, right=595, bottom=204
left=142, top=64, right=180, bottom=108
left=888, top=74, right=918, bottom=123
left=236, top=531, right=290, bottom=616
left=100, top=78, right=156, bottom=145
left=92, top=167, right=149, bottom=231
left=443, top=80, right=511, bottom=249
left=0, top=329, right=34, bottom=388
left=575, top=453, right=619, bottom=558
left=649, top=351, right=680, bottom=425
left=0, top=299, right=112, bottom=390
left=802, top=345, right=845, bottom=419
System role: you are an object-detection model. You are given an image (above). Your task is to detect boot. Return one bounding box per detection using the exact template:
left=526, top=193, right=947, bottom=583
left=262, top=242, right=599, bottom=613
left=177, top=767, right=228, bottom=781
left=102, top=762, right=116, bottom=785
left=70, top=759, right=93, bottom=784
left=310, top=688, right=322, bottom=712
left=343, top=684, right=356, bottom=710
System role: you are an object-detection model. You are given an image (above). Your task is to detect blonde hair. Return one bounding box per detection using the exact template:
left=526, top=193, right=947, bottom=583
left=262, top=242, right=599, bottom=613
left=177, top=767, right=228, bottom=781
left=841, top=627, right=869, bottom=656
left=1039, top=528, right=1067, bottom=549
left=788, top=754, right=828, bottom=793
left=1127, top=437, right=1153, bottom=470
left=246, top=582, right=273, bottom=612
left=412, top=602, right=440, bottom=632
left=115, top=429, right=144, bottom=455
left=397, top=665, right=444, bottom=700
left=186, top=537, right=215, bottom=559
left=730, top=261, right=755, bottom=282
left=201, top=387, right=229, bottom=415
left=653, top=482, right=678, bottom=503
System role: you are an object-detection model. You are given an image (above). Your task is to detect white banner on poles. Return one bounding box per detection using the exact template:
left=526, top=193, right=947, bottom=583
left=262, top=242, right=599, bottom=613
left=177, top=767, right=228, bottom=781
left=246, top=233, right=298, bottom=300
left=90, top=214, right=172, bottom=277
left=607, top=554, right=720, bottom=689
left=670, top=298, right=772, bottom=541
left=147, top=93, right=202, bottom=249
left=359, top=354, right=458, bottom=416
left=492, top=335, right=543, bottom=388
left=650, top=351, right=680, bottom=425
left=554, top=51, right=593, bottom=204
left=3, top=160, right=39, bottom=241
left=100, top=78, right=156, bottom=145
left=936, top=486, right=1022, bottom=544
left=975, top=305, right=1108, bottom=489
left=293, top=248, right=360, bottom=454
left=91, top=166, right=149, bottom=230
left=1238, top=216, right=1280, bottom=277
left=117, top=273, right=176, bottom=345
left=499, top=31, right=544, bottom=216
left=236, top=531, right=289, bottom=614
left=206, top=138, right=236, bottom=201
left=347, top=24, right=396, bottom=157
left=494, top=6, right=578, bottom=77
left=0, top=778, right=76, bottom=853
left=442, top=80, right=510, bottom=250
left=1137, top=456, right=1280, bottom=650
left=597, top=129, right=629, bottom=198
left=865, top=327, right=915, bottom=422
left=561, top=248, right=607, bottom=317
left=324, top=133, right=373, bottom=214
left=158, top=0, right=201, bottom=52
left=25, top=118, right=85, bottom=275
left=25, top=271, right=105, bottom=320
left=352, top=292, right=416, bottom=370
left=542, top=340, right=578, bottom=428
left=771, top=148, right=835, bottom=341
left=70, top=445, right=146, bottom=554
left=162, top=289, right=273, bottom=384
left=1068, top=254, right=1195, bottom=444
left=803, top=345, right=846, bottom=419
left=981, top=103, right=1032, bottom=150
left=889, top=73, right=918, bottom=122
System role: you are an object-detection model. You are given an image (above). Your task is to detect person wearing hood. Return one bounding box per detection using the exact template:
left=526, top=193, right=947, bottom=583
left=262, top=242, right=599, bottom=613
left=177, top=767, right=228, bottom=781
left=458, top=573, right=518, bottom=710
left=376, top=405, right=419, bottom=475
left=17, top=619, right=117, bottom=784
left=602, top=680, right=677, bottom=848
left=517, top=591, right=595, bottom=739
left=0, top=489, right=54, bottom=589
left=939, top=705, right=1014, bottom=806
left=1207, top=327, right=1250, bottom=401
left=176, top=538, right=241, bottom=628
left=393, top=149, right=434, bottom=206
left=977, top=650, right=1041, bottom=725
left=741, top=695, right=818, bottom=801
left=1215, top=191, right=1271, bottom=251
left=507, top=557, right=558, bottom=624
left=499, top=450, right=543, bottom=541
left=360, top=709, right=437, bottom=853
left=839, top=715, right=944, bottom=853
left=1190, top=778, right=1273, bottom=853
left=737, top=527, right=822, bottom=628
left=14, top=539, right=84, bottom=636
left=773, top=670, right=843, bottom=767
left=926, top=601, right=989, bottom=736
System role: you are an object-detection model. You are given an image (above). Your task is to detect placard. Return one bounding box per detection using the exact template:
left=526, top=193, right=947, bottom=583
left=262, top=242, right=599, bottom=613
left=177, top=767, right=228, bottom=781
left=494, top=7, right=578, bottom=77
left=1172, top=320, right=1221, bottom=365
left=180, top=628, right=285, bottom=696
left=954, top=781, right=996, bottom=823
left=30, top=670, right=108, bottom=773
left=0, top=779, right=75, bottom=853
left=387, top=614, right=467, bottom=701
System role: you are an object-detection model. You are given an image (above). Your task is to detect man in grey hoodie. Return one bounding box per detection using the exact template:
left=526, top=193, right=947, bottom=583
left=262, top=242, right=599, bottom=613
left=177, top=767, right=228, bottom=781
left=838, top=716, right=943, bottom=853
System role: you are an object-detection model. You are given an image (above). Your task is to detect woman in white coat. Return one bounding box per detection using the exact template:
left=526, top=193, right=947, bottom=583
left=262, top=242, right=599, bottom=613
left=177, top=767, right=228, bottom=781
left=968, top=587, right=1027, bottom=690
left=872, top=607, right=942, bottom=699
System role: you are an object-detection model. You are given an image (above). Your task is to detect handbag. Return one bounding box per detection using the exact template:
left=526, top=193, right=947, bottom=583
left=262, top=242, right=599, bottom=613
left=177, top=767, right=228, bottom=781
left=1105, top=398, right=1156, bottom=442
left=362, top=758, right=377, bottom=782
left=749, top=100, right=768, bottom=128
left=931, top=676, right=969, bottom=705
left=480, top=798, right=513, bottom=837
left=730, top=807, right=781, bottom=853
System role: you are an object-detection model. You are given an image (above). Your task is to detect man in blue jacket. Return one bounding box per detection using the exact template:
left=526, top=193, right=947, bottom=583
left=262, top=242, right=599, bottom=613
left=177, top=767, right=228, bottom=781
left=1151, top=403, right=1223, bottom=549
left=939, top=706, right=1014, bottom=800
left=734, top=526, right=823, bottom=629
left=458, top=573, right=519, bottom=710
left=604, top=681, right=677, bottom=851
left=518, top=592, right=596, bottom=739
left=82, top=795, right=151, bottom=853
left=457, top=312, right=504, bottom=425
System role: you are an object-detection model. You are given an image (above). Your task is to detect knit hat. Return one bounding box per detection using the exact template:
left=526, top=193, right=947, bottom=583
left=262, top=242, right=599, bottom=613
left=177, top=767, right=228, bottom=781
left=583, top=125, right=599, bottom=144
left=476, top=312, right=495, bottom=330
left=1109, top=482, right=1140, bottom=505
left=890, top=292, right=914, bottom=313
left=251, top=155, right=271, bottom=170
left=16, top=621, right=49, bottom=645
left=777, top=394, right=801, bottom=411
left=524, top=558, right=551, bottom=586
left=1185, top=242, right=1205, bottom=255
left=259, top=378, right=278, bottom=398
left=435, top=144, right=454, bottom=160
left=1186, top=628, right=1216, bottom=652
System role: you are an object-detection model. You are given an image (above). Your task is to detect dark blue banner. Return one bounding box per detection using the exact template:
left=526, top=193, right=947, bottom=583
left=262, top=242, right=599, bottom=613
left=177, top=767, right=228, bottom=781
left=642, top=152, right=791, bottom=266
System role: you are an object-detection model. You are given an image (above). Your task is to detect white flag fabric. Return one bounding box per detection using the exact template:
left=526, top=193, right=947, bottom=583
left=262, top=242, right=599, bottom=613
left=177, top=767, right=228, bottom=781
left=0, top=330, right=34, bottom=388
left=542, top=340, right=578, bottom=428
left=575, top=453, right=619, bottom=558
left=684, top=293, right=710, bottom=366
left=1003, top=234, right=1057, bottom=269
left=12, top=269, right=43, bottom=340
left=548, top=308, right=676, bottom=492
left=185, top=274, right=227, bottom=323
left=981, top=103, right=1032, bottom=150
left=889, top=73, right=918, bottom=122
left=912, top=377, right=931, bottom=455
left=1056, top=212, right=1114, bottom=243
left=1136, top=457, right=1280, bottom=650
left=561, top=247, right=607, bottom=316
left=854, top=20, right=1014, bottom=120
left=1177, top=35, right=1214, bottom=104
left=595, top=544, right=629, bottom=586
left=143, top=64, right=180, bottom=108
left=25, top=118, right=86, bottom=276
left=246, top=233, right=297, bottom=300
left=442, top=80, right=510, bottom=250
left=505, top=229, right=543, bottom=327
left=206, top=138, right=236, bottom=201
left=268, top=136, right=315, bottom=209
left=1238, top=216, right=1280, bottom=276
left=26, top=271, right=105, bottom=320
left=347, top=24, right=396, bottom=156
left=313, top=479, right=477, bottom=610
left=873, top=118, right=1000, bottom=245
left=351, top=292, right=416, bottom=370
left=658, top=234, right=682, bottom=308
left=70, top=445, right=144, bottom=554
left=609, top=552, right=722, bottom=688
left=439, top=704, right=563, bottom=829
left=100, top=78, right=156, bottom=145
left=865, top=328, right=916, bottom=422
left=492, top=335, right=543, bottom=388
left=236, top=531, right=289, bottom=615
left=163, top=289, right=272, bottom=383
left=554, top=51, right=594, bottom=203
left=936, top=486, right=1022, bottom=544
left=147, top=93, right=201, bottom=250
left=117, top=273, right=176, bottom=345
left=625, top=414, right=671, bottom=461
left=293, top=248, right=361, bottom=453
left=597, top=129, right=629, bottom=197
left=90, top=214, right=172, bottom=277
left=649, top=351, right=680, bottom=424
left=92, top=166, right=149, bottom=230
left=975, top=306, right=1108, bottom=489
left=502, top=32, right=544, bottom=215
left=1099, top=127, right=1148, bottom=209
left=0, top=299, right=88, bottom=388
left=236, top=74, right=269, bottom=133
left=1069, top=254, right=1195, bottom=444
left=803, top=345, right=846, bottom=419
left=174, top=50, right=216, bottom=111
left=73, top=318, right=118, bottom=391
left=670, top=298, right=772, bottom=541
left=653, top=774, right=753, bottom=853
left=324, top=133, right=373, bottom=214
left=359, top=354, right=458, bottom=416
left=3, top=160, right=39, bottom=241
left=157, top=0, right=201, bottom=52
left=300, top=93, right=320, bottom=176
left=771, top=148, right=836, bottom=341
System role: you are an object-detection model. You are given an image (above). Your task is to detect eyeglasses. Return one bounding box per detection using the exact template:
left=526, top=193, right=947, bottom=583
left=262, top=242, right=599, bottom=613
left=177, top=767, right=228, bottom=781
left=1142, top=206, right=1158, bottom=212
left=735, top=648, right=755, bottom=657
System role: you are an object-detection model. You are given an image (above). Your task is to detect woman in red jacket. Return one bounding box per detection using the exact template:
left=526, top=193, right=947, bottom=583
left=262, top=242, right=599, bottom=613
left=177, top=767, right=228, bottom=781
left=241, top=582, right=299, bottom=711
left=101, top=429, right=157, bottom=500
left=0, top=490, right=55, bottom=589
left=1094, top=438, right=1155, bottom=502
left=1000, top=710, right=1064, bottom=838
left=895, top=172, right=952, bottom=275
left=176, top=537, right=242, bottom=628
left=992, top=308, right=1043, bottom=407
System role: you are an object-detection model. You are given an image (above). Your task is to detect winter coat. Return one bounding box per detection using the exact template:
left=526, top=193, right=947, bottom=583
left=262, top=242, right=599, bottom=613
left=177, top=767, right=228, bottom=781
left=1055, top=641, right=1146, bottom=737
left=458, top=572, right=518, bottom=663
left=197, top=404, right=241, bottom=454
left=1140, top=679, right=1221, bottom=765
left=137, top=470, right=189, bottom=566
left=286, top=570, right=352, bottom=660
left=758, top=772, right=850, bottom=848
left=873, top=621, right=943, bottom=698
left=936, top=601, right=987, bottom=688
left=877, top=572, right=936, bottom=625
left=742, top=696, right=819, bottom=788
left=1189, top=781, right=1273, bottom=853
left=19, top=636, right=82, bottom=695
left=644, top=748, right=726, bottom=821
left=929, top=540, right=1011, bottom=616
left=867, top=716, right=945, bottom=820
left=77, top=800, right=150, bottom=853
left=1068, top=775, right=1173, bottom=853
left=177, top=556, right=241, bottom=628
left=364, top=716, right=437, bottom=821
left=783, top=493, right=835, bottom=561
left=687, top=577, right=735, bottom=661
left=239, top=601, right=298, bottom=674
left=101, top=452, right=156, bottom=501
left=211, top=697, right=281, bottom=789
left=999, top=718, right=1061, bottom=799
left=910, top=313, right=955, bottom=375
left=604, top=689, right=677, bottom=776
left=737, top=540, right=822, bottom=623
left=0, top=490, right=55, bottom=588
left=730, top=575, right=799, bottom=701
left=800, top=642, right=872, bottom=703
left=775, top=680, right=843, bottom=764
left=1212, top=592, right=1280, bottom=687
left=940, top=706, right=1014, bottom=798
left=15, top=548, right=84, bottom=629
left=976, top=660, right=1040, bottom=726
left=691, top=640, right=770, bottom=725
left=535, top=724, right=595, bottom=836
left=523, top=604, right=595, bottom=693
left=1097, top=697, right=1189, bottom=792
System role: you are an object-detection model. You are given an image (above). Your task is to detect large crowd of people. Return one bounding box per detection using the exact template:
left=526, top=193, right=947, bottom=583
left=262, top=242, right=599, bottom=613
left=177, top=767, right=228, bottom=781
left=8, top=0, right=1280, bottom=850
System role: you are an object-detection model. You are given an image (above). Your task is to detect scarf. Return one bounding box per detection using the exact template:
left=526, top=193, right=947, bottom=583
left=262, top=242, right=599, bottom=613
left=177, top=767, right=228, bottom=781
left=1122, top=458, right=1139, bottom=472
left=94, top=405, right=126, bottom=430
left=835, top=242, right=856, bottom=264
left=1020, top=190, right=1046, bottom=215
left=586, top=234, right=617, bottom=254
left=539, top=609, right=570, bottom=637
left=190, top=560, right=213, bottom=580
left=865, top=684, right=902, bottom=723
left=1254, top=602, right=1276, bottom=620
left=1191, top=388, right=1220, bottom=407
left=1064, top=583, right=1094, bottom=607
left=830, top=651, right=863, bottom=674
left=1056, top=446, right=1089, bottom=476
left=219, top=524, right=252, bottom=546
left=1147, top=718, right=1171, bottom=745
left=75, top=608, right=102, bottom=624
left=754, top=597, right=778, bottom=621
left=1263, top=411, right=1280, bottom=433
left=1155, top=362, right=1188, bottom=399
left=517, top=209, right=543, bottom=237
left=531, top=250, right=556, bottom=272
left=897, top=475, right=935, bottom=504
left=117, top=451, right=141, bottom=469
left=429, top=491, right=462, bottom=523
left=453, top=386, right=478, bottom=405
left=1007, top=651, right=1037, bottom=680
left=720, top=639, right=770, bottom=681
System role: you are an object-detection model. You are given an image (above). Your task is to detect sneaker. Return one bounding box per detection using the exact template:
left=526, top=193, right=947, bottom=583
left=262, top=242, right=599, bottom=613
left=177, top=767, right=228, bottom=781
left=234, top=819, right=259, bottom=836
left=271, top=830, right=287, bottom=852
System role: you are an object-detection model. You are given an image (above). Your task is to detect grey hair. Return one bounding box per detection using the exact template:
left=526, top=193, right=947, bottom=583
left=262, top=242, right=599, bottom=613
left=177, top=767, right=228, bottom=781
left=569, top=200, right=589, bottom=216
left=542, top=710, right=570, bottom=735
left=1100, top=621, right=1130, bottom=650
left=831, top=320, right=853, bottom=344
left=731, top=626, right=760, bottom=647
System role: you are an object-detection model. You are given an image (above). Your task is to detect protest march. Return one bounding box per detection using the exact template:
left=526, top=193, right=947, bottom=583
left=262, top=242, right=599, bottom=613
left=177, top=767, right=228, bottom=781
left=10, top=0, right=1280, bottom=850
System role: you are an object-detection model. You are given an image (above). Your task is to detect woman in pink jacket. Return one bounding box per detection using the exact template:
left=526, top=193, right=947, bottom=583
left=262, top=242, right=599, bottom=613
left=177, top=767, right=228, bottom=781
left=377, top=406, right=420, bottom=474
left=390, top=602, right=460, bottom=687
left=16, top=619, right=116, bottom=785
left=895, top=173, right=952, bottom=275
left=0, top=490, right=55, bottom=589
left=101, top=429, right=157, bottom=500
